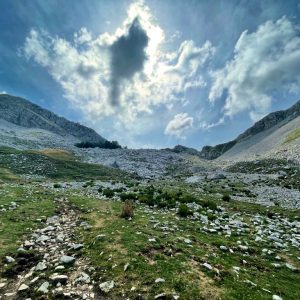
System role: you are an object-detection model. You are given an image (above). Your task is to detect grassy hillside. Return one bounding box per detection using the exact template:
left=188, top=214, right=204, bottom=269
left=0, top=146, right=131, bottom=182
left=283, top=128, right=300, bottom=144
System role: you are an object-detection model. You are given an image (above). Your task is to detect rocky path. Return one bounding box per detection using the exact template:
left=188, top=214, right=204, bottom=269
left=1, top=197, right=96, bottom=299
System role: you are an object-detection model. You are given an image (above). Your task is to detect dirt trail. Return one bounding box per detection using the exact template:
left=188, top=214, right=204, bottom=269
left=1, top=197, right=98, bottom=299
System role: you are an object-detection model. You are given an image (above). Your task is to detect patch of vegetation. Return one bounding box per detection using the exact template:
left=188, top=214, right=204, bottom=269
left=178, top=203, right=192, bottom=217
left=0, top=146, right=131, bottom=182
left=103, top=188, right=115, bottom=197
left=283, top=128, right=300, bottom=144
left=0, top=185, right=56, bottom=257
left=222, top=194, right=231, bottom=202
left=29, top=149, right=75, bottom=161
left=70, top=193, right=300, bottom=300
left=120, top=200, right=134, bottom=219
left=226, top=158, right=300, bottom=190
left=75, top=140, right=121, bottom=149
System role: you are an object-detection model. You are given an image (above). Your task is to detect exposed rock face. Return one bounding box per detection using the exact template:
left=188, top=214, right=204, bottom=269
left=0, top=94, right=106, bottom=143
left=200, top=99, right=300, bottom=159
left=200, top=141, right=236, bottom=160
left=170, top=145, right=201, bottom=156
left=237, top=100, right=300, bottom=141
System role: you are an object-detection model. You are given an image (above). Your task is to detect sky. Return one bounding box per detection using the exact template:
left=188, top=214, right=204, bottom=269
left=1, top=0, right=300, bottom=149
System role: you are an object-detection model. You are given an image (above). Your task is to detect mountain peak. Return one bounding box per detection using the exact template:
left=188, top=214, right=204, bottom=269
left=0, top=94, right=106, bottom=144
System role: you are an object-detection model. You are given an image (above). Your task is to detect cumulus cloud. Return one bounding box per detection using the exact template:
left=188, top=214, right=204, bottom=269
left=164, top=113, right=193, bottom=138
left=23, top=1, right=214, bottom=124
left=209, top=17, right=300, bottom=121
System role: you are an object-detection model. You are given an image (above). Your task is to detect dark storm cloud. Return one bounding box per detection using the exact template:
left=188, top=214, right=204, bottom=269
left=109, top=18, right=149, bottom=106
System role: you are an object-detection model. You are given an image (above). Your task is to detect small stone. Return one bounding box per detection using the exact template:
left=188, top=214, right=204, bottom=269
left=42, top=225, right=55, bottom=232
left=220, top=245, right=227, bottom=251
left=18, top=284, right=29, bottom=292
left=99, top=280, right=114, bottom=293
left=239, top=245, right=249, bottom=251
left=30, top=277, right=39, bottom=284
left=35, top=262, right=47, bottom=271
left=50, top=274, right=68, bottom=284
left=124, top=263, right=130, bottom=272
left=70, top=243, right=84, bottom=250
left=37, top=282, right=50, bottom=294
left=0, top=282, right=7, bottom=289
left=17, top=247, right=27, bottom=253
left=155, top=293, right=167, bottom=299
left=36, top=235, right=49, bottom=243
left=286, top=263, right=297, bottom=271
left=76, top=272, right=90, bottom=284
left=24, top=241, right=34, bottom=248
left=272, top=296, right=283, bottom=300
left=203, top=263, right=213, bottom=271
left=4, top=293, right=15, bottom=297
left=155, top=278, right=165, bottom=283
left=47, top=215, right=60, bottom=224
left=56, top=234, right=64, bottom=243
left=60, top=255, right=75, bottom=265
left=5, top=256, right=15, bottom=263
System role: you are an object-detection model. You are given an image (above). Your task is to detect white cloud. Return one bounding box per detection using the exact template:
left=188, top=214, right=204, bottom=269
left=199, top=117, right=225, bottom=130
left=209, top=17, right=300, bottom=121
left=0, top=91, right=7, bottom=94
left=164, top=113, right=193, bottom=138
left=74, top=28, right=92, bottom=45
left=23, top=1, right=214, bottom=124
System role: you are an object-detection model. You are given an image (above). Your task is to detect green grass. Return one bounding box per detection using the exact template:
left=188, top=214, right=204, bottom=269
left=283, top=128, right=300, bottom=144
left=0, top=185, right=56, bottom=257
left=0, top=146, right=131, bottom=182
left=69, top=192, right=300, bottom=300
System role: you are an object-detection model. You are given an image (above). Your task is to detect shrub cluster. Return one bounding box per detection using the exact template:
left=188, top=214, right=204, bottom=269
left=75, top=140, right=121, bottom=149
left=222, top=194, right=231, bottom=202
left=103, top=188, right=115, bottom=197
left=177, top=203, right=192, bottom=217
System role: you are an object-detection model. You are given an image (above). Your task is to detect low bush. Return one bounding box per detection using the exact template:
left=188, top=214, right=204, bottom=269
left=103, top=188, right=115, bottom=197
left=201, top=199, right=218, bottom=211
left=222, top=194, right=231, bottom=202
left=120, top=200, right=134, bottom=219
left=53, top=183, right=61, bottom=188
left=178, top=203, right=192, bottom=217
left=119, top=192, right=136, bottom=201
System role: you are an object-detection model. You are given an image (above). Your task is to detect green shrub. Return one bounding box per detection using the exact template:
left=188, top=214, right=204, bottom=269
left=222, top=194, right=231, bottom=202
left=207, top=213, right=217, bottom=221
left=103, top=188, right=114, bottom=197
left=201, top=199, right=217, bottom=211
left=119, top=192, right=136, bottom=201
left=53, top=183, right=61, bottom=188
left=178, top=203, right=192, bottom=217
left=181, top=193, right=197, bottom=203
left=157, top=200, right=167, bottom=209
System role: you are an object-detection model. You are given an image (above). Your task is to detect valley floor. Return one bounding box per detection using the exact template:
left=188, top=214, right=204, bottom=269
left=0, top=179, right=299, bottom=300
left=0, top=146, right=299, bottom=299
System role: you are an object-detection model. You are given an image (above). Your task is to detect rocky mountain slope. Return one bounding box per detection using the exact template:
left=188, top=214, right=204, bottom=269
left=200, top=99, right=300, bottom=160
left=0, top=94, right=106, bottom=144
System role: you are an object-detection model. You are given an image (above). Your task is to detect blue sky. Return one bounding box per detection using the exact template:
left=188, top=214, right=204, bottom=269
left=1, top=0, right=300, bottom=149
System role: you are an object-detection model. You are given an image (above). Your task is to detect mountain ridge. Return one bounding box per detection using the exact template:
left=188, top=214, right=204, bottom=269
left=0, top=94, right=106, bottom=144
left=199, top=99, right=300, bottom=159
